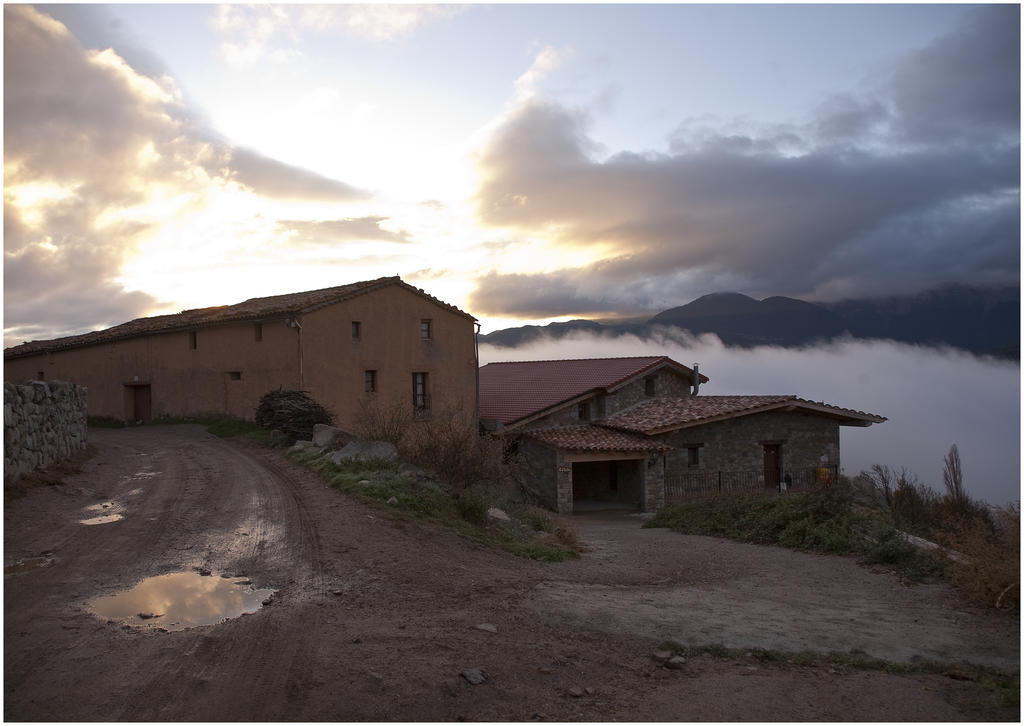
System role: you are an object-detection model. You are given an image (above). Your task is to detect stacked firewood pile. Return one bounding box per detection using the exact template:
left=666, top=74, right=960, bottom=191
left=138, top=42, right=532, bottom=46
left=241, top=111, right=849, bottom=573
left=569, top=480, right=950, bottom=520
left=255, top=389, right=334, bottom=442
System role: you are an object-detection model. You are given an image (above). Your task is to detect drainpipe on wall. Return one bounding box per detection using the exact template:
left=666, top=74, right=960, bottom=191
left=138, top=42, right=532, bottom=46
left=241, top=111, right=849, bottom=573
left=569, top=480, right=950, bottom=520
left=286, top=317, right=303, bottom=389
left=474, top=321, right=481, bottom=419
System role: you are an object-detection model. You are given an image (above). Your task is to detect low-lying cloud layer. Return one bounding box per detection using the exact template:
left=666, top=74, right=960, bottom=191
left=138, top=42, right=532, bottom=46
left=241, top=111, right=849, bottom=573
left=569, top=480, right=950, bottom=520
left=469, top=5, right=1019, bottom=318
left=481, top=333, right=1020, bottom=508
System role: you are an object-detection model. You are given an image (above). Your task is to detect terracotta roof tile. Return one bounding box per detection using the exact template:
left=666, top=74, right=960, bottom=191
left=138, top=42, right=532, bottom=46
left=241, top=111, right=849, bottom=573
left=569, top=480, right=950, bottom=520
left=5, top=276, right=474, bottom=358
left=523, top=425, right=672, bottom=453
left=479, top=356, right=705, bottom=426
left=603, top=395, right=886, bottom=434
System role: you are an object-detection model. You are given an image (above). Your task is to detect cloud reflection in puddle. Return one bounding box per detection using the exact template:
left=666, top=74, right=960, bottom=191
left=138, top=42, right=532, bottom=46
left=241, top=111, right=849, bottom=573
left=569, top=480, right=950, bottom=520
left=88, top=571, right=276, bottom=631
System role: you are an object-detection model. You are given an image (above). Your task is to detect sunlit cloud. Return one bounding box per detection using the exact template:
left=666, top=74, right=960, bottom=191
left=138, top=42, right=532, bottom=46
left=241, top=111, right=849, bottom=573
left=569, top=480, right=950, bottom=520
left=2, top=5, right=373, bottom=346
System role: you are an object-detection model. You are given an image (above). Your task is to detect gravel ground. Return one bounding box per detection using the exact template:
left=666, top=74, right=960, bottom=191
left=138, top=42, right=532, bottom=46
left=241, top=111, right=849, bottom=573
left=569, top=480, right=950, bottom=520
left=4, top=426, right=1019, bottom=721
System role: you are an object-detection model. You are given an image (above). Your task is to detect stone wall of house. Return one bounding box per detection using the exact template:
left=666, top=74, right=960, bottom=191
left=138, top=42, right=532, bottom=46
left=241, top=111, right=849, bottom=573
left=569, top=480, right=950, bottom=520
left=644, top=456, right=666, bottom=511
left=659, top=410, right=840, bottom=479
left=4, top=380, right=88, bottom=483
left=510, top=437, right=560, bottom=511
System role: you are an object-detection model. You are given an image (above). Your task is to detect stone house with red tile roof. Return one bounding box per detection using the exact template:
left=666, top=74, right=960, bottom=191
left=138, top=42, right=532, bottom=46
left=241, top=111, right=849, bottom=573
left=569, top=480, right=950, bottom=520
left=4, top=277, right=479, bottom=430
left=479, top=357, right=885, bottom=513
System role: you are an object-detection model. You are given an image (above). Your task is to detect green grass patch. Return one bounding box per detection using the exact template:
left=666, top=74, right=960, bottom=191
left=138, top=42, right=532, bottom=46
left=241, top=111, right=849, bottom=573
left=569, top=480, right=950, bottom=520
left=86, top=415, right=125, bottom=429
left=287, top=449, right=579, bottom=562
left=645, top=488, right=941, bottom=579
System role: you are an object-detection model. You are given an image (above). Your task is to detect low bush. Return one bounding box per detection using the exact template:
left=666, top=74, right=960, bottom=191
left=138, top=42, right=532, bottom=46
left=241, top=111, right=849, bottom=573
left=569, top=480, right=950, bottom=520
left=937, top=504, right=1020, bottom=609
left=645, top=483, right=934, bottom=577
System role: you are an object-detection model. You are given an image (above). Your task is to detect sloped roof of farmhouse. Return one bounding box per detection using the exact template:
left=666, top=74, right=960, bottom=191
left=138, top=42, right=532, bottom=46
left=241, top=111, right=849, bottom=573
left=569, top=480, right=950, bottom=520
left=603, top=395, right=886, bottom=435
left=5, top=276, right=474, bottom=359
left=478, top=356, right=708, bottom=426
left=522, top=425, right=673, bottom=453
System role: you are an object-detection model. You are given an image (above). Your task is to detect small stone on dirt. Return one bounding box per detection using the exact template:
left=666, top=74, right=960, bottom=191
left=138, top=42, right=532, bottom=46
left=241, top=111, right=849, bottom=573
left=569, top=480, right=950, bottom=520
left=486, top=507, right=511, bottom=523
left=196, top=568, right=212, bottom=577
left=665, top=656, right=687, bottom=670
left=460, top=668, right=486, bottom=685
left=567, top=686, right=584, bottom=698
left=474, top=623, right=497, bottom=633
left=137, top=612, right=162, bottom=620
left=386, top=496, right=399, bottom=506
left=652, top=649, right=673, bottom=662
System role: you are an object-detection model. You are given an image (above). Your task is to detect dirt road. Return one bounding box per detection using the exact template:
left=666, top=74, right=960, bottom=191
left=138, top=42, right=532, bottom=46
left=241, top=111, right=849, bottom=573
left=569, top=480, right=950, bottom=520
left=4, top=426, right=1019, bottom=721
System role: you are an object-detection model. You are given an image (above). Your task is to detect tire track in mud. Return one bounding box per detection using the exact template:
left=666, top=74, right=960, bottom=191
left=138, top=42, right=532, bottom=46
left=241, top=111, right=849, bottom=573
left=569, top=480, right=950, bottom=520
left=112, top=431, right=329, bottom=721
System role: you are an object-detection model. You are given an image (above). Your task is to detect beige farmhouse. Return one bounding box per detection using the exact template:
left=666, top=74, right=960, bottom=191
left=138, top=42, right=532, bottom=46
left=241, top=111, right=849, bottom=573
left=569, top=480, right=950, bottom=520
left=4, top=276, right=479, bottom=429
left=479, top=356, right=885, bottom=513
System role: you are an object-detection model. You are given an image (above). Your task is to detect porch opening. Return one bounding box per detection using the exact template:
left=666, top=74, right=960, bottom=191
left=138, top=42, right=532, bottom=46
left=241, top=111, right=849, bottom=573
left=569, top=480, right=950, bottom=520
left=571, top=460, right=643, bottom=511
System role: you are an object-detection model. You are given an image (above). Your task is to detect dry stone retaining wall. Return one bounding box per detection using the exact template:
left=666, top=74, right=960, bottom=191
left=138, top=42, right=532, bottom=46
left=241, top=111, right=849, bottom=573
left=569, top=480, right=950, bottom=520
left=4, top=380, right=87, bottom=483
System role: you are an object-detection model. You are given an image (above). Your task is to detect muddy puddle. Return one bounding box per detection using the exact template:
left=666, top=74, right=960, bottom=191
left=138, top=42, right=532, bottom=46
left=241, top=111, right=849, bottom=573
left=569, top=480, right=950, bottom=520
left=88, top=571, right=276, bottom=631
left=80, top=501, right=126, bottom=525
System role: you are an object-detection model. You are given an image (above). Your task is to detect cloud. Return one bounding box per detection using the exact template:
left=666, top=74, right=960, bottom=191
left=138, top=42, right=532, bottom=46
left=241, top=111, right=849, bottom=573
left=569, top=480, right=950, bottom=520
left=480, top=332, right=1021, bottom=508
left=229, top=148, right=367, bottom=202
left=2, top=5, right=367, bottom=347
left=470, top=5, right=1019, bottom=318
left=211, top=4, right=464, bottom=63
left=276, top=216, right=411, bottom=245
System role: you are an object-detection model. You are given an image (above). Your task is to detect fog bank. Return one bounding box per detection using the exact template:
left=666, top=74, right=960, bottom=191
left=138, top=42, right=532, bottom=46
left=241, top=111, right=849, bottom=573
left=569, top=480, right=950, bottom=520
left=480, top=331, right=1020, bottom=507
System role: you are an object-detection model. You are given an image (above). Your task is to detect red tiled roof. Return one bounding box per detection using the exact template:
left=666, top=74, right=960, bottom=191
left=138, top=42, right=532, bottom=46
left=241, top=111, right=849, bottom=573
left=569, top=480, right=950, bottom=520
left=603, top=395, right=886, bottom=434
left=479, top=356, right=706, bottom=426
left=5, top=276, right=474, bottom=358
left=523, top=425, right=673, bottom=453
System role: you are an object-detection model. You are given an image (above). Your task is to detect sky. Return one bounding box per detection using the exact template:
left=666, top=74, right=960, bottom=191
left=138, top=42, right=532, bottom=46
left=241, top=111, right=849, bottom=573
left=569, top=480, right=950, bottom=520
left=3, top=2, right=1019, bottom=347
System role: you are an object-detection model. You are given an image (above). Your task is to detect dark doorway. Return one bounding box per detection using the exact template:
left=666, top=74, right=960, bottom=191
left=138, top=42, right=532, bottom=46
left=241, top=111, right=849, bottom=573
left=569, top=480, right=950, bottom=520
left=127, top=384, right=152, bottom=422
left=763, top=444, right=781, bottom=490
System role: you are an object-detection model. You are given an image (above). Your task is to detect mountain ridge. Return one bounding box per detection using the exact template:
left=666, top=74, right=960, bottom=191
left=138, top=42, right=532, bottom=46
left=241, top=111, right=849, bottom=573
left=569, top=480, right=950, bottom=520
left=479, top=285, right=1020, bottom=360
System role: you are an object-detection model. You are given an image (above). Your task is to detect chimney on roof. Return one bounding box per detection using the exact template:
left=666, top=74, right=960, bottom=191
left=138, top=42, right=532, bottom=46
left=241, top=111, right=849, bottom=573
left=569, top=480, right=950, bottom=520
left=690, top=364, right=700, bottom=397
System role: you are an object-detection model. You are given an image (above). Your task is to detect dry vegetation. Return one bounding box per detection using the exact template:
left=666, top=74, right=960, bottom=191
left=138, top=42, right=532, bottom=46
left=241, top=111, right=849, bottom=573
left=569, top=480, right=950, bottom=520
left=858, top=444, right=1019, bottom=609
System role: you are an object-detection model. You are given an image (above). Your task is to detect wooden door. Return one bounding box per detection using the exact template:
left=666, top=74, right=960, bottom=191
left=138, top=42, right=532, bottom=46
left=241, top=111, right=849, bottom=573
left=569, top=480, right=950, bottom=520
left=763, top=444, right=781, bottom=490
left=132, top=385, right=152, bottom=422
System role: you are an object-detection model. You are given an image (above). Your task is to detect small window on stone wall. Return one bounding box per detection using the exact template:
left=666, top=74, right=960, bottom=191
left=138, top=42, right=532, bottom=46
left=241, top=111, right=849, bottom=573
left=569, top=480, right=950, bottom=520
left=577, top=402, right=591, bottom=421
left=189, top=331, right=197, bottom=350
left=645, top=376, right=656, bottom=396
left=254, top=323, right=263, bottom=342
left=687, top=445, right=701, bottom=467
left=228, top=371, right=242, bottom=381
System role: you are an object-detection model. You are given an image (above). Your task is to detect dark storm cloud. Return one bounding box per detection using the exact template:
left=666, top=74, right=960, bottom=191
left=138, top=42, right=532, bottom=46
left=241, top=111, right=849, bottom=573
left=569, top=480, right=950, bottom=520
left=470, top=5, right=1019, bottom=318
left=276, top=216, right=411, bottom=245
left=3, top=5, right=367, bottom=347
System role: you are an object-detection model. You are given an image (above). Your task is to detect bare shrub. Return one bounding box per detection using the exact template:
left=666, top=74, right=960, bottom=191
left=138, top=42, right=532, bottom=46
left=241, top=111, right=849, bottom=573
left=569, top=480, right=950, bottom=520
left=400, top=404, right=504, bottom=493
left=938, top=503, right=1020, bottom=609
left=351, top=396, right=412, bottom=445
